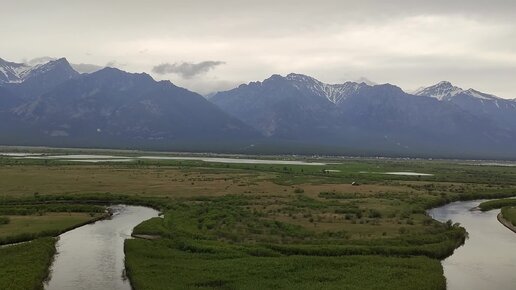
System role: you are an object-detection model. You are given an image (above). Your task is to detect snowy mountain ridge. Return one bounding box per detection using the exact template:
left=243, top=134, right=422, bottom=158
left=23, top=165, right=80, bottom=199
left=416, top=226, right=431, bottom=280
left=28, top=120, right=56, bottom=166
left=285, top=73, right=369, bottom=104
left=0, top=58, right=72, bottom=84
left=0, top=58, right=38, bottom=83
left=414, top=81, right=505, bottom=101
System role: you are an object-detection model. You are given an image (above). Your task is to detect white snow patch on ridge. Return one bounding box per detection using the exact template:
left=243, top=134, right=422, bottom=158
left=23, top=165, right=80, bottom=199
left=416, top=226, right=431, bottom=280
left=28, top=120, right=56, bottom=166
left=286, top=73, right=367, bottom=104
left=414, top=81, right=504, bottom=102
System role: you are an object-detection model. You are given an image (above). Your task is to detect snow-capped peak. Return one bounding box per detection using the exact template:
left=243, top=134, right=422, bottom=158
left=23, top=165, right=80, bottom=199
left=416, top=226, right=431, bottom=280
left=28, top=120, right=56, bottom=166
left=462, top=88, right=501, bottom=101
left=285, top=73, right=369, bottom=104
left=0, top=57, right=74, bottom=84
left=414, top=81, right=463, bottom=100
left=414, top=81, right=507, bottom=105
left=0, top=58, right=33, bottom=83
left=286, top=73, right=319, bottom=83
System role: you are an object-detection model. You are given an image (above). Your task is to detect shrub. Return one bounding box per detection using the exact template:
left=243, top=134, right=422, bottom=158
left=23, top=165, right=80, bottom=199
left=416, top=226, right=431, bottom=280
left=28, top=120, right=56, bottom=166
left=0, top=216, right=9, bottom=225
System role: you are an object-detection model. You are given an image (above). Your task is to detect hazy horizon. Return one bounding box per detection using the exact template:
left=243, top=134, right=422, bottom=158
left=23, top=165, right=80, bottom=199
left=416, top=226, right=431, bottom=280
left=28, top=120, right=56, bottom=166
left=2, top=0, right=516, bottom=98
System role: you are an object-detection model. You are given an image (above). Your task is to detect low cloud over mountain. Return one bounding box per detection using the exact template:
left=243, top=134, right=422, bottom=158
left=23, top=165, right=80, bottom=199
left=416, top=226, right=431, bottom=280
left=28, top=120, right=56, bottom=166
left=152, top=61, right=225, bottom=78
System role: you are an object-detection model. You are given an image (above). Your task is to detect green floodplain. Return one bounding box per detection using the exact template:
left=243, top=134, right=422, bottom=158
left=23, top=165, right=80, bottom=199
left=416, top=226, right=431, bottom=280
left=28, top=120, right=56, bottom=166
left=0, top=150, right=515, bottom=290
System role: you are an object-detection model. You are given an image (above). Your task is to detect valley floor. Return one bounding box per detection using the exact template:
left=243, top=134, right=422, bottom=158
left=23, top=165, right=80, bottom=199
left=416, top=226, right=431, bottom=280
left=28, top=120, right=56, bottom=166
left=0, top=151, right=515, bottom=289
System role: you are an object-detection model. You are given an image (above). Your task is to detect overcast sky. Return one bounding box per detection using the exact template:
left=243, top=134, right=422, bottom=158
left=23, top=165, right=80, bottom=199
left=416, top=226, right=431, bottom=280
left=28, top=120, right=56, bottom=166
left=2, top=0, right=515, bottom=97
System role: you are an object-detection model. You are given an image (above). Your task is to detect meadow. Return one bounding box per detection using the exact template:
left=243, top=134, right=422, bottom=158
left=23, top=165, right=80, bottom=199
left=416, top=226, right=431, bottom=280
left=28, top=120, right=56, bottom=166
left=0, top=152, right=515, bottom=289
left=126, top=239, right=445, bottom=290
left=0, top=202, right=105, bottom=245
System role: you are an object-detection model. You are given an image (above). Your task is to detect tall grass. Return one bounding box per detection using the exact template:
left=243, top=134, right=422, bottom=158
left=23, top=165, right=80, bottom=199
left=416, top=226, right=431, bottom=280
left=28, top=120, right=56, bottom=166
left=125, top=239, right=446, bottom=290
left=479, top=199, right=516, bottom=211
left=0, top=216, right=9, bottom=225
left=0, top=238, right=56, bottom=290
left=501, top=207, right=516, bottom=226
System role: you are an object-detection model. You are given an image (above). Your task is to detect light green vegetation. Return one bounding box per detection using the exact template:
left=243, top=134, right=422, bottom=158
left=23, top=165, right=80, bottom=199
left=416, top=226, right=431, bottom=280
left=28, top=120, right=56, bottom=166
left=481, top=199, right=516, bottom=230
left=0, top=151, right=515, bottom=289
left=126, top=239, right=445, bottom=290
left=0, top=202, right=106, bottom=288
left=0, top=202, right=105, bottom=245
left=0, top=212, right=104, bottom=245
left=0, top=238, right=56, bottom=290
left=479, top=198, right=516, bottom=211
left=122, top=193, right=462, bottom=289
left=501, top=207, right=516, bottom=226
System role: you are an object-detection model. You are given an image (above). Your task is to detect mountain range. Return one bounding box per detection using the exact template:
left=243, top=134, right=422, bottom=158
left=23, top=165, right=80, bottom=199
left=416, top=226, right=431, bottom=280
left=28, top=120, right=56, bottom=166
left=0, top=58, right=258, bottom=150
left=211, top=74, right=516, bottom=158
left=1, top=57, right=515, bottom=159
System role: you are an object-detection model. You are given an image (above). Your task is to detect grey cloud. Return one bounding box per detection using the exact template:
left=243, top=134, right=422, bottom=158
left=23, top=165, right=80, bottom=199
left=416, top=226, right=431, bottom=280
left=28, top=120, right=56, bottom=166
left=71, top=63, right=104, bottom=73
left=105, top=61, right=117, bottom=67
left=25, top=56, right=56, bottom=65
left=152, top=61, right=225, bottom=78
left=26, top=57, right=104, bottom=74
left=105, top=61, right=126, bottom=68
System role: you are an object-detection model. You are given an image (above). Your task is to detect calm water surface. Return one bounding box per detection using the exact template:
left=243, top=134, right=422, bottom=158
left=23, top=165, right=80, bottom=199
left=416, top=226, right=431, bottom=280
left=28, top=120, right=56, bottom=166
left=138, top=156, right=326, bottom=165
left=428, top=200, right=516, bottom=290
left=7, top=152, right=327, bottom=165
left=45, top=205, right=159, bottom=290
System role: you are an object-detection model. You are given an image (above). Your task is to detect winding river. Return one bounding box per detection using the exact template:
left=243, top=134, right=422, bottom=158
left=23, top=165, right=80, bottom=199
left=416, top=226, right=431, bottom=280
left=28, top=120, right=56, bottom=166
left=428, top=200, right=516, bottom=290
left=42, top=201, right=515, bottom=289
left=45, top=205, right=159, bottom=290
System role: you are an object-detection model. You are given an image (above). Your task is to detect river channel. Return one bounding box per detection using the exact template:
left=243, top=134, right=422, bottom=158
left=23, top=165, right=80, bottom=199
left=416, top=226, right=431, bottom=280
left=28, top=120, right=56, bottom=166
left=45, top=205, right=159, bottom=290
left=428, top=200, right=516, bottom=290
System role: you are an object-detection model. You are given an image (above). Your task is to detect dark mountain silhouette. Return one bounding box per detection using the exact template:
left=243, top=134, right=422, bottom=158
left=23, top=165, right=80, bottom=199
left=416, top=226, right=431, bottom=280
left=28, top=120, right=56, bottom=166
left=1, top=57, right=515, bottom=158
left=211, top=74, right=516, bottom=158
left=0, top=59, right=258, bottom=150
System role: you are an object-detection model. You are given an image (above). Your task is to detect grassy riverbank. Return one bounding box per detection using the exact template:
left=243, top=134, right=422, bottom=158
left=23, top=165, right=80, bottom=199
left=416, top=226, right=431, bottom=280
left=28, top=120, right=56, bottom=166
left=0, top=154, right=515, bottom=289
left=0, top=238, right=56, bottom=290
left=501, top=207, right=516, bottom=226
left=479, top=198, right=516, bottom=211
left=478, top=199, right=516, bottom=231
left=0, top=204, right=105, bottom=245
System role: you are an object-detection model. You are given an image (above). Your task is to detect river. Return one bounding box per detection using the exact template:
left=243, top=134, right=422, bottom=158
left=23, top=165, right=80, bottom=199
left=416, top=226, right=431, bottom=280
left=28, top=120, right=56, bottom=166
left=428, top=200, right=516, bottom=290
left=43, top=201, right=515, bottom=289
left=45, top=205, right=159, bottom=290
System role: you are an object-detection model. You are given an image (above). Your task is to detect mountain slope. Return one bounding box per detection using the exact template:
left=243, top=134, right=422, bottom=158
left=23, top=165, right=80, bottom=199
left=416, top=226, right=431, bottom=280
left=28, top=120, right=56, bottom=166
left=7, top=58, right=80, bottom=99
left=2, top=58, right=515, bottom=158
left=415, top=81, right=516, bottom=130
left=212, top=74, right=516, bottom=158
left=0, top=58, right=35, bottom=83
left=1, top=67, right=259, bottom=149
left=210, top=73, right=368, bottom=139
left=0, top=58, right=81, bottom=111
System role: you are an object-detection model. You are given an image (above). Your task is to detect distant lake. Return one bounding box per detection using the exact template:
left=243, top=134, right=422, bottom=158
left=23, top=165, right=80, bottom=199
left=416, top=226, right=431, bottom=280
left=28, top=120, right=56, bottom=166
left=138, top=156, right=326, bottom=165
left=359, top=171, right=434, bottom=176
left=384, top=171, right=434, bottom=176
left=3, top=152, right=327, bottom=165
